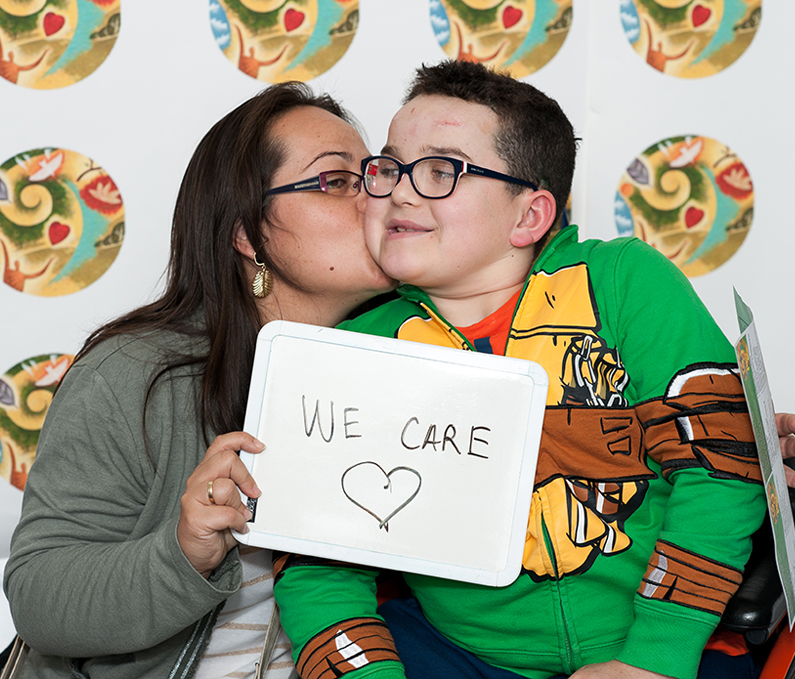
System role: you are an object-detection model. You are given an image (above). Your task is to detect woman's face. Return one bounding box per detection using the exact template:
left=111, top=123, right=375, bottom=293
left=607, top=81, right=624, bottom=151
left=264, top=106, right=396, bottom=324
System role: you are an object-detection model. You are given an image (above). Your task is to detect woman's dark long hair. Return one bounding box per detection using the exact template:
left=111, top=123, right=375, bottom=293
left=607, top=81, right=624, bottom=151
left=76, top=83, right=354, bottom=444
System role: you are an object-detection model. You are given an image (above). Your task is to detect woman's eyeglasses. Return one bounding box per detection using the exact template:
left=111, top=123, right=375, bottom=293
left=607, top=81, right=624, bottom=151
left=268, top=170, right=362, bottom=197
left=361, top=155, right=537, bottom=200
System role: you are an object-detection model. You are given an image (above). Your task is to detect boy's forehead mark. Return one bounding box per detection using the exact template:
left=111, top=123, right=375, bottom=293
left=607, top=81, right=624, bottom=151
left=389, top=102, right=498, bottom=160
left=418, top=115, right=465, bottom=130
left=399, top=102, right=465, bottom=128
left=429, top=117, right=464, bottom=128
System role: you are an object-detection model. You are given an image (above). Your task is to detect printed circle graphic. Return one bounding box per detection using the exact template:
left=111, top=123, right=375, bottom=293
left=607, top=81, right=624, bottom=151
left=767, top=478, right=780, bottom=526
left=737, top=336, right=750, bottom=381
left=0, top=147, right=125, bottom=296
left=430, top=0, right=572, bottom=78
left=615, top=135, right=753, bottom=278
left=0, top=353, right=73, bottom=490
left=211, top=0, right=359, bottom=83
left=620, top=0, right=761, bottom=78
left=0, top=0, right=121, bottom=89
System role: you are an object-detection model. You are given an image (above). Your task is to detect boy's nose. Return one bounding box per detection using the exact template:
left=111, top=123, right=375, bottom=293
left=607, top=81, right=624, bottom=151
left=391, top=172, right=420, bottom=204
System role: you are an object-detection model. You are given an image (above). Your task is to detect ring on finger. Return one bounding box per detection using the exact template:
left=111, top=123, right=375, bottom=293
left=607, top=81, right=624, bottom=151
left=207, top=480, right=216, bottom=505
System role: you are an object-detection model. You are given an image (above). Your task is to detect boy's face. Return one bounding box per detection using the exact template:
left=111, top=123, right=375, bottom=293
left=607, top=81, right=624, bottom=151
left=364, top=95, right=538, bottom=301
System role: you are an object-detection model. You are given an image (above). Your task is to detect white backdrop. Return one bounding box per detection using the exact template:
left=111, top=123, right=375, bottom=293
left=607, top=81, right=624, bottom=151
left=0, top=0, right=793, bottom=642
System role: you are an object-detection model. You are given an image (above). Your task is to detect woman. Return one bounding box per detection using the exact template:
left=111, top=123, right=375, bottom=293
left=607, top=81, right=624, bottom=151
left=2, top=83, right=395, bottom=678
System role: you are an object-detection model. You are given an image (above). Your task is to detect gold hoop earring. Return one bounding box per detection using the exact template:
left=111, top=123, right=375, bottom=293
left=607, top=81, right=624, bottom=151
left=252, top=255, right=273, bottom=299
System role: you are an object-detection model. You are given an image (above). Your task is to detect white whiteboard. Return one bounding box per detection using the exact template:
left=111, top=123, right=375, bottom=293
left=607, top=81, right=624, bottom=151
left=235, top=320, right=548, bottom=586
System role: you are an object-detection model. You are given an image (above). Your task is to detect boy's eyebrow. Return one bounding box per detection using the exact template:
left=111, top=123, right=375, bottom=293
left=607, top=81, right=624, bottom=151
left=379, top=145, right=474, bottom=162
left=381, top=144, right=400, bottom=159
left=302, top=151, right=353, bottom=172
left=423, top=146, right=473, bottom=162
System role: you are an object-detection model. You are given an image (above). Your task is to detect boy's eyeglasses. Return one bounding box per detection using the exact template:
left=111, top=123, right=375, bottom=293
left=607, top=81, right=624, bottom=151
left=268, top=170, right=363, bottom=197
left=361, top=155, right=537, bottom=200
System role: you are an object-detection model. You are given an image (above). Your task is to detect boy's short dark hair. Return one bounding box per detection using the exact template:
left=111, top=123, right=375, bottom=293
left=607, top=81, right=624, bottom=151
left=405, top=60, right=577, bottom=226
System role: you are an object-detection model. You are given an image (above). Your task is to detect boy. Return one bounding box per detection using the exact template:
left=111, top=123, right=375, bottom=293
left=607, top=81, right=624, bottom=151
left=274, top=61, right=765, bottom=679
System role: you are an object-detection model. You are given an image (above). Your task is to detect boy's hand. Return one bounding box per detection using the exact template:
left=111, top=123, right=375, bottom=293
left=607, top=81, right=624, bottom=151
left=570, top=660, right=672, bottom=679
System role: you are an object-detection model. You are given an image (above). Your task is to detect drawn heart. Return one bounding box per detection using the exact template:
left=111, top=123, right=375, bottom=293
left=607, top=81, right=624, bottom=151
left=48, top=221, right=69, bottom=245
left=284, top=8, right=305, bottom=32
left=684, top=207, right=704, bottom=229
left=502, top=6, right=522, bottom=29
left=341, top=461, right=422, bottom=531
left=43, top=12, right=65, bottom=36
left=692, top=5, right=711, bottom=28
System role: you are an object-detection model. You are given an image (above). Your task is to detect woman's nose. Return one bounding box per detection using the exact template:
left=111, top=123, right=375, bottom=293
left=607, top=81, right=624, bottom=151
left=355, top=184, right=368, bottom=213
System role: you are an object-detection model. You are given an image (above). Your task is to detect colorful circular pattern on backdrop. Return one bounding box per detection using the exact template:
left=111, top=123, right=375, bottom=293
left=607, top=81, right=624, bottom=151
left=211, top=0, right=359, bottom=83
left=0, top=0, right=120, bottom=89
left=0, top=353, right=73, bottom=491
left=429, top=0, right=572, bottom=78
left=615, top=135, right=753, bottom=278
left=0, top=148, right=124, bottom=296
left=620, top=0, right=761, bottom=78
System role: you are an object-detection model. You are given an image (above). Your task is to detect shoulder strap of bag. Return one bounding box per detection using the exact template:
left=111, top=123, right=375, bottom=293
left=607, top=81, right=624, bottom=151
left=0, top=636, right=28, bottom=679
left=254, top=604, right=286, bottom=679
left=1, top=609, right=294, bottom=679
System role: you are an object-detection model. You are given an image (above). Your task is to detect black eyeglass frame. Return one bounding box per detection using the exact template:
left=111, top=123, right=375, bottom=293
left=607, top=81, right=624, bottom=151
left=268, top=170, right=363, bottom=196
left=361, top=155, right=538, bottom=200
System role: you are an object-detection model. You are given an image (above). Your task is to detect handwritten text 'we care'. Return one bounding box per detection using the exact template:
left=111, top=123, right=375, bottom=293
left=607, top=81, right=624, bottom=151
left=301, top=396, right=491, bottom=459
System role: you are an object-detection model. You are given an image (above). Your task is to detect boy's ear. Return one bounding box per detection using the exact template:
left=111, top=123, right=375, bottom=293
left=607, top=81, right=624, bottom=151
left=510, top=190, right=557, bottom=248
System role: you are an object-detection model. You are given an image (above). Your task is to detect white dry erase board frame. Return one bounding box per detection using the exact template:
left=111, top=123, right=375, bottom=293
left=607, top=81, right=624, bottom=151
left=234, top=320, right=549, bottom=586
